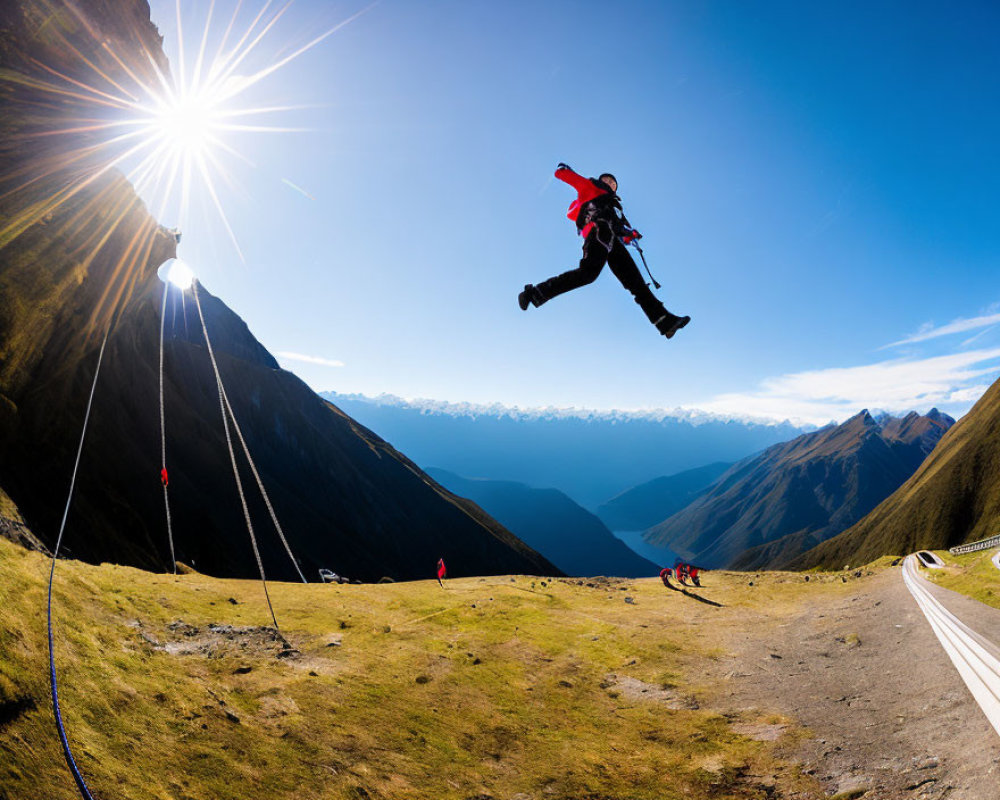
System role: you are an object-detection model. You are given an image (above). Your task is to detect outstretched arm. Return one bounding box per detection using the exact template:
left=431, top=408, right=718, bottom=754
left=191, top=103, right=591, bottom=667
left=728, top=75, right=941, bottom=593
left=554, top=162, right=594, bottom=193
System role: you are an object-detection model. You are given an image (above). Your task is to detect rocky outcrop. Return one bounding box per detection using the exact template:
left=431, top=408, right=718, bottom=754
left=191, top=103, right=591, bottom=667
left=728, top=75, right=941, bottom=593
left=0, top=0, right=558, bottom=581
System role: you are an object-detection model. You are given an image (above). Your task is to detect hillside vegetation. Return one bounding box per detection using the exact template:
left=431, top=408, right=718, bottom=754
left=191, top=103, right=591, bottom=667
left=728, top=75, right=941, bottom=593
left=647, top=410, right=952, bottom=570
left=917, top=549, right=1000, bottom=610
left=797, top=377, right=1000, bottom=569
left=0, top=536, right=855, bottom=800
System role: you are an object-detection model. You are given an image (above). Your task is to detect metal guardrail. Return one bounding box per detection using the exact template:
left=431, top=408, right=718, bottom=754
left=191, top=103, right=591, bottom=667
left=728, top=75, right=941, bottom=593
left=902, top=555, right=1000, bottom=737
left=950, top=533, right=1000, bottom=555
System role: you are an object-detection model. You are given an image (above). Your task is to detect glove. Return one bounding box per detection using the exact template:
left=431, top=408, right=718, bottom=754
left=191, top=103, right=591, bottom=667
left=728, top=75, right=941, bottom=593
left=556, top=162, right=572, bottom=172
left=622, top=229, right=642, bottom=244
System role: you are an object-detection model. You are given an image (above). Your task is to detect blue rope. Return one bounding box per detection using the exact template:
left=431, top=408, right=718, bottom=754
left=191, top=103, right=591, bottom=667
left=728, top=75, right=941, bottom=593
left=47, top=330, right=109, bottom=800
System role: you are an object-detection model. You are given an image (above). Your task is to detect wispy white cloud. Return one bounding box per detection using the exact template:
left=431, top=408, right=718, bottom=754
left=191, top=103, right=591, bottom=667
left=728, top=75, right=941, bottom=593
left=885, top=312, right=1000, bottom=348
left=961, top=326, right=996, bottom=348
left=687, top=348, right=1000, bottom=426
left=276, top=351, right=345, bottom=368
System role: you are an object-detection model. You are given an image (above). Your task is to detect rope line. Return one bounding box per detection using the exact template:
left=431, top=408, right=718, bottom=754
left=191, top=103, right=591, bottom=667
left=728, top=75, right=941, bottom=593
left=47, top=332, right=110, bottom=800
left=216, top=377, right=307, bottom=583
left=192, top=280, right=280, bottom=631
left=159, top=281, right=177, bottom=574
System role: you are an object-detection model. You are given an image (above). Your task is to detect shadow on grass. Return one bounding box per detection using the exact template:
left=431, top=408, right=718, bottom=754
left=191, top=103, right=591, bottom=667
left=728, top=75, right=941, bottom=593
left=665, top=585, right=724, bottom=607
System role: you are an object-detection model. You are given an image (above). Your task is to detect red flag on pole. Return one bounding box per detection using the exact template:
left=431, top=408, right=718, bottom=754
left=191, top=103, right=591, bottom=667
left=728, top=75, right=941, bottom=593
left=436, top=558, right=446, bottom=587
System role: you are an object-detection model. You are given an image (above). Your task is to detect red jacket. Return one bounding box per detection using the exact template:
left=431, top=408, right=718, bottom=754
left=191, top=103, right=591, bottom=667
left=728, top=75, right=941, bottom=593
left=554, top=165, right=640, bottom=243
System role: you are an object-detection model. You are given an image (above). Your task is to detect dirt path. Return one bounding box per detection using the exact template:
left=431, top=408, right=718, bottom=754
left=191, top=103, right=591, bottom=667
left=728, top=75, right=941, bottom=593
left=703, top=568, right=1000, bottom=799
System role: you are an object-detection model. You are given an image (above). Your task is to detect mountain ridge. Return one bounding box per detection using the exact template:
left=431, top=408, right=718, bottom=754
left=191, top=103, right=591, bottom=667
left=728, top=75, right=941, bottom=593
left=795, top=376, right=1000, bottom=569
left=595, top=462, right=732, bottom=531
left=323, top=391, right=811, bottom=509
left=426, top=468, right=662, bottom=578
left=324, top=391, right=816, bottom=428
left=0, top=0, right=558, bottom=582
left=644, top=408, right=954, bottom=569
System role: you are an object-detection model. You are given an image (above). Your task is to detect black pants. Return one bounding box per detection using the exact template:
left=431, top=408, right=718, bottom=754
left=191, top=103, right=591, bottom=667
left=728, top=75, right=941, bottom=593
left=536, top=224, right=668, bottom=324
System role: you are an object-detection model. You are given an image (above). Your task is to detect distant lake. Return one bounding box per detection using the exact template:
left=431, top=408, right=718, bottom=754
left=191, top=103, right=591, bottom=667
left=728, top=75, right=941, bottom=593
left=611, top=531, right=680, bottom=569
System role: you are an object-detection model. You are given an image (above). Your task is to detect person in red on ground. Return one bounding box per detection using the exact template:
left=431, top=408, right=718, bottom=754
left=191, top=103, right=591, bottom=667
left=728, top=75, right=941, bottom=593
left=659, top=567, right=676, bottom=589
left=519, top=163, right=690, bottom=339
left=673, top=559, right=703, bottom=588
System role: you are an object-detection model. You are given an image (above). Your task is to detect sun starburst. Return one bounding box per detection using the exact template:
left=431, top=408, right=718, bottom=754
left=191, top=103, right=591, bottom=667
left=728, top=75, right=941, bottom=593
left=1, top=0, right=372, bottom=261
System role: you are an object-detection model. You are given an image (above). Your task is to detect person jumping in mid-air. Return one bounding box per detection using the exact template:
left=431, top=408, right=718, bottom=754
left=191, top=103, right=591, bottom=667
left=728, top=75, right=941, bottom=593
left=519, top=163, right=690, bottom=339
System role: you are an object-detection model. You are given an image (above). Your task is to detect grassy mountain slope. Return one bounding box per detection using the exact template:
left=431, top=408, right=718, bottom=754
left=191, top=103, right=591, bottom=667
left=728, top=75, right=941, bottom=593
left=426, top=469, right=661, bottom=578
left=796, top=378, right=1000, bottom=569
left=646, top=410, right=953, bottom=569
left=596, top=462, right=732, bottom=531
left=0, top=537, right=828, bottom=799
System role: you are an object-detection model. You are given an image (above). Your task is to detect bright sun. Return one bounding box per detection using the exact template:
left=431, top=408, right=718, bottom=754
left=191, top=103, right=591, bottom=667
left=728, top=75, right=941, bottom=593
left=12, top=1, right=372, bottom=261
left=152, top=93, right=221, bottom=156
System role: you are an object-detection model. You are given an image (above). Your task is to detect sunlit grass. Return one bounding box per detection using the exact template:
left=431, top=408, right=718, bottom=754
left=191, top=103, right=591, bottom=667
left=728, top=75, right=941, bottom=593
left=0, top=536, right=846, bottom=799
left=922, top=549, right=1000, bottom=609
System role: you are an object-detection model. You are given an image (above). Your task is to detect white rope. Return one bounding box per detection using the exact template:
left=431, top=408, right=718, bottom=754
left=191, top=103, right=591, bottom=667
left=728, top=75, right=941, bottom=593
left=159, top=281, right=177, bottom=574
left=216, top=378, right=307, bottom=583
left=192, top=280, right=279, bottom=630
left=51, top=331, right=109, bottom=563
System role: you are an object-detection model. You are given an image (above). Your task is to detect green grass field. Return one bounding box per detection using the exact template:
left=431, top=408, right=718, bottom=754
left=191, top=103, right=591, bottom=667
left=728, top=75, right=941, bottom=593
left=0, top=537, right=877, bottom=799
left=922, top=548, right=1000, bottom=609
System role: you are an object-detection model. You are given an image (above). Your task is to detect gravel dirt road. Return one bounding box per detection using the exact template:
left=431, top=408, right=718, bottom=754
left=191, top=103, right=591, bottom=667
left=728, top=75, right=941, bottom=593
left=702, top=567, right=1000, bottom=799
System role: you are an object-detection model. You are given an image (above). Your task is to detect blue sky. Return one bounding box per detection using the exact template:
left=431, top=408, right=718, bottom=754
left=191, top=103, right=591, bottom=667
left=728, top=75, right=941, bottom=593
left=141, top=0, right=1000, bottom=425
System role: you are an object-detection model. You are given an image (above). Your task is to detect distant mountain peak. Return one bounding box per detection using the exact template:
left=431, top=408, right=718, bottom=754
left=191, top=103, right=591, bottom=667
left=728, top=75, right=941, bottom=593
left=793, top=380, right=997, bottom=569
left=322, top=392, right=814, bottom=430
left=645, top=408, right=955, bottom=571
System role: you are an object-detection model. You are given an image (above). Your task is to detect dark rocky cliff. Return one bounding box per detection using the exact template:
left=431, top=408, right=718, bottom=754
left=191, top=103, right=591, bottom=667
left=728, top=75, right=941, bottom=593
left=0, top=0, right=558, bottom=581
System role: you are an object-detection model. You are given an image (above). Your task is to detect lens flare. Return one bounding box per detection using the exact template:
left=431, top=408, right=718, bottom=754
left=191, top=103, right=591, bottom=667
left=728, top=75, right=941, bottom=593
left=158, top=258, right=196, bottom=291
left=0, top=1, right=374, bottom=261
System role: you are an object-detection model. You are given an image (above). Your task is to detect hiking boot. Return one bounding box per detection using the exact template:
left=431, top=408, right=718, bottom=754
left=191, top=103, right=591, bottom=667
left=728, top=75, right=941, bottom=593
left=518, top=284, right=547, bottom=310
left=655, top=313, right=691, bottom=339
left=518, top=285, right=534, bottom=311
